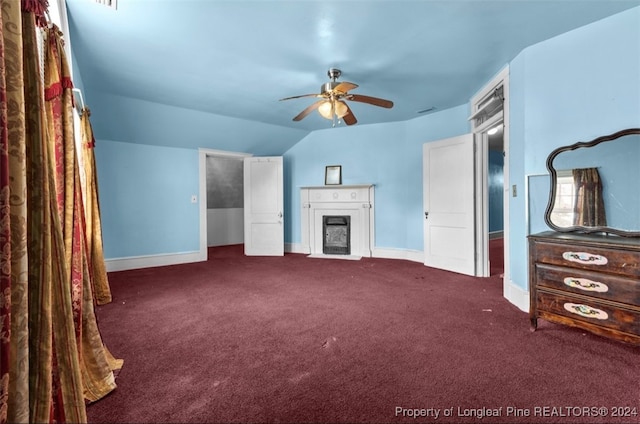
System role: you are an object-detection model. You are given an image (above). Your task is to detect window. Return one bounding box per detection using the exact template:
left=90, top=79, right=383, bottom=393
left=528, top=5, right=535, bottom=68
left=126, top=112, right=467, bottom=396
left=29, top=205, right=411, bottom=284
left=550, top=170, right=575, bottom=227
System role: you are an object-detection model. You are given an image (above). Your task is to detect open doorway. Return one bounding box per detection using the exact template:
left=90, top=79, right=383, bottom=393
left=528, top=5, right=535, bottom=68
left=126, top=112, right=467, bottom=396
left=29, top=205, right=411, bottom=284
left=487, top=126, right=504, bottom=276
left=470, top=66, right=509, bottom=282
left=197, top=149, right=252, bottom=260
left=205, top=156, right=245, bottom=247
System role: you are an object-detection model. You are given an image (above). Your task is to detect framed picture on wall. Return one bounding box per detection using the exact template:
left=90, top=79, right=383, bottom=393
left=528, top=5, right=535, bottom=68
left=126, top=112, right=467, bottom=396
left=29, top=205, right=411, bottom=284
left=325, top=165, right=342, bottom=185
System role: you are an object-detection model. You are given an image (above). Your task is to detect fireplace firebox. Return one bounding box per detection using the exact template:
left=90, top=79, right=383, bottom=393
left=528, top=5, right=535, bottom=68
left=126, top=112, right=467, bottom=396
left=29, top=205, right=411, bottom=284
left=323, top=216, right=350, bottom=255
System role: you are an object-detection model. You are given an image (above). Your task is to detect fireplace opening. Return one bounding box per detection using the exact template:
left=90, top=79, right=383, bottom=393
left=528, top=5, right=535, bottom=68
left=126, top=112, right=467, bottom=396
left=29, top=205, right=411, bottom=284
left=323, top=216, right=351, bottom=255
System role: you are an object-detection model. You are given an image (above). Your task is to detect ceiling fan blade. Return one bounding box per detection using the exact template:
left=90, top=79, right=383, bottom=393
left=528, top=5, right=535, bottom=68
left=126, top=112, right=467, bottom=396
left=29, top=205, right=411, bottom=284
left=348, top=94, right=394, bottom=108
left=341, top=102, right=357, bottom=126
left=292, top=100, right=324, bottom=121
left=280, top=93, right=322, bottom=101
left=334, top=82, right=358, bottom=94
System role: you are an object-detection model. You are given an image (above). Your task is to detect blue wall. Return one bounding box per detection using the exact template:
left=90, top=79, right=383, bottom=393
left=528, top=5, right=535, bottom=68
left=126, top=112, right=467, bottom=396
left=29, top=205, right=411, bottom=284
left=95, top=140, right=200, bottom=258
left=508, top=6, right=640, bottom=290
left=87, top=92, right=309, bottom=155
left=92, top=6, right=640, bottom=298
left=89, top=94, right=308, bottom=261
left=284, top=105, right=470, bottom=252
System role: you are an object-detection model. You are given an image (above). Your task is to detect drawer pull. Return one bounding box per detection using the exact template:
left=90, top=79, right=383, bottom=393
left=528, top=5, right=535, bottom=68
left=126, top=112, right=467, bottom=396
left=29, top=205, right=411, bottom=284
left=563, top=303, right=608, bottom=320
left=563, top=277, right=609, bottom=293
left=562, top=251, right=608, bottom=265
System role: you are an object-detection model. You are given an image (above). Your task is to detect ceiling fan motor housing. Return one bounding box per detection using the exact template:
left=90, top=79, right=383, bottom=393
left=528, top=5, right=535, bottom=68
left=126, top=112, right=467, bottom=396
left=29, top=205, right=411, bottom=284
left=321, top=82, right=343, bottom=96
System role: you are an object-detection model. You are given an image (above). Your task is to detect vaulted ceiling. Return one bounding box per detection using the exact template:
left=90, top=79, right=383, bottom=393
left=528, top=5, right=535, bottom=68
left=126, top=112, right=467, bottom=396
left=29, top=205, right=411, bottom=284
left=66, top=0, right=640, bottom=135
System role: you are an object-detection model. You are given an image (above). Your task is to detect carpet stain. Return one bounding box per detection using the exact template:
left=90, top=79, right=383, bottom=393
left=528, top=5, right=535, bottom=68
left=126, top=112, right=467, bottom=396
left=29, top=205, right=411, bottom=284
left=321, top=336, right=338, bottom=349
left=212, top=377, right=229, bottom=388
left=288, top=371, right=311, bottom=383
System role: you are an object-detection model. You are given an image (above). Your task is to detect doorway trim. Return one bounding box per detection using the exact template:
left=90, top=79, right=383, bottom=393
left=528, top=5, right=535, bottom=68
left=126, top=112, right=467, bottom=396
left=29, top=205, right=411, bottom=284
left=198, top=148, right=252, bottom=260
left=470, top=66, right=511, bottom=292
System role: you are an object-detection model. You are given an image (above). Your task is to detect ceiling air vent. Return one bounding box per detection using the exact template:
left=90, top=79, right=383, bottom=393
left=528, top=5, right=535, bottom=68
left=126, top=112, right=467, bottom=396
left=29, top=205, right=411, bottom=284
left=94, top=0, right=117, bottom=10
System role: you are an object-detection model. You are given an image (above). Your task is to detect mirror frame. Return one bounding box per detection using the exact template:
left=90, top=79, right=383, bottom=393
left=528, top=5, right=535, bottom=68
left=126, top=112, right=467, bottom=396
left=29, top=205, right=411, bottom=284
left=544, top=128, right=640, bottom=238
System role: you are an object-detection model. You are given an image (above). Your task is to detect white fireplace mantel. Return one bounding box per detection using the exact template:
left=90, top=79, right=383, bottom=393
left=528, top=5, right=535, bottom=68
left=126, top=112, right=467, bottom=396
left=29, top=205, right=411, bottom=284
left=300, top=185, right=375, bottom=259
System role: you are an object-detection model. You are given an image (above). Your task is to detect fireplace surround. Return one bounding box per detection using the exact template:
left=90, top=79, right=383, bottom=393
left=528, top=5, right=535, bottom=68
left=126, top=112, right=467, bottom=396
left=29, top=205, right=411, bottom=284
left=300, top=185, right=374, bottom=259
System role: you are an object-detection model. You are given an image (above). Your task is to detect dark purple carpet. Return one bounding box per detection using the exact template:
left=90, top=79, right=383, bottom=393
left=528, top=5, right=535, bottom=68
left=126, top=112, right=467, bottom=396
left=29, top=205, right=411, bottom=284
left=88, top=245, right=640, bottom=423
left=490, top=237, right=504, bottom=276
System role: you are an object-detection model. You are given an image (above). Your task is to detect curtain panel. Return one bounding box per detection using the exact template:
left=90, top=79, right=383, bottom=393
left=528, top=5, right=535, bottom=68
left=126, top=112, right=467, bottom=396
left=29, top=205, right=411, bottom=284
left=572, top=167, right=607, bottom=227
left=80, top=110, right=112, bottom=306
left=1, top=1, right=118, bottom=422
left=1, top=1, right=33, bottom=421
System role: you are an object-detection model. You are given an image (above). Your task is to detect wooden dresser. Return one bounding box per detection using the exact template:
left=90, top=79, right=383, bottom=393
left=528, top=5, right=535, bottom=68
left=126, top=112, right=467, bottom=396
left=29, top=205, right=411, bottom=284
left=529, top=231, right=640, bottom=345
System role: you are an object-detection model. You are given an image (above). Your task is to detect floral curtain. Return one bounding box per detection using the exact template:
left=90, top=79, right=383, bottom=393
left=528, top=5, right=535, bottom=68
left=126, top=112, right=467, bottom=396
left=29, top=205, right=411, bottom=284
left=80, top=109, right=112, bottom=306
left=573, top=167, right=607, bottom=227
left=1, top=1, right=37, bottom=420
left=1, top=1, right=118, bottom=422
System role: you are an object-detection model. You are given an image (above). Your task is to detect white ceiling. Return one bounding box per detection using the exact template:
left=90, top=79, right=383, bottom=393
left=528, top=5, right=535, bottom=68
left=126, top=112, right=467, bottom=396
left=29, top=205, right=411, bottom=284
left=66, top=0, right=640, bottom=133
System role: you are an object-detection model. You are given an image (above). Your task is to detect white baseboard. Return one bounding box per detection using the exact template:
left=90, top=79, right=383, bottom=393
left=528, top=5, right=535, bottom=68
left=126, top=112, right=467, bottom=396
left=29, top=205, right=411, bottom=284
left=285, top=243, right=308, bottom=254
left=372, top=247, right=424, bottom=263
left=307, top=254, right=362, bottom=261
left=503, top=279, right=529, bottom=313
left=105, top=250, right=205, bottom=272
left=106, top=245, right=528, bottom=314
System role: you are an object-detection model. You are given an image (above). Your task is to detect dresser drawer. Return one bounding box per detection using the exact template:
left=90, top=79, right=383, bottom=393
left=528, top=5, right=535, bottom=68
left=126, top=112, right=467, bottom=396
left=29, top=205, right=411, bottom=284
left=536, top=291, right=640, bottom=335
left=532, top=241, right=640, bottom=278
left=535, top=264, right=640, bottom=305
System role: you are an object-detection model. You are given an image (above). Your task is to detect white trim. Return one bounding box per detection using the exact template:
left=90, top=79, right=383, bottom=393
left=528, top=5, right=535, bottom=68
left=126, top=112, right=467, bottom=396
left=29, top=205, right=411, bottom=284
left=373, top=248, right=424, bottom=263
left=502, top=70, right=511, bottom=300
left=470, top=66, right=512, bottom=302
left=503, top=279, right=530, bottom=313
left=52, top=1, right=73, bottom=75
left=285, top=243, right=306, bottom=254
left=475, top=131, right=490, bottom=276
left=525, top=173, right=550, bottom=235
left=307, top=254, right=362, bottom=261
left=198, top=147, right=252, bottom=159
left=300, top=185, right=374, bottom=258
left=474, top=110, right=504, bottom=135
left=105, top=251, right=204, bottom=273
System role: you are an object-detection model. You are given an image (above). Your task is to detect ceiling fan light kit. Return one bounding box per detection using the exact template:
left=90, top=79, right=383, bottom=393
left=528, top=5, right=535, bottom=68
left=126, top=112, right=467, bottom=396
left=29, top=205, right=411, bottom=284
left=318, top=100, right=348, bottom=119
left=280, top=68, right=394, bottom=126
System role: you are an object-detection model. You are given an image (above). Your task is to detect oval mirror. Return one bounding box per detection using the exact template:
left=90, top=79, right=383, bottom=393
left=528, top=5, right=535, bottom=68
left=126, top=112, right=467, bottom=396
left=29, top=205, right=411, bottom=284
left=544, top=128, right=640, bottom=237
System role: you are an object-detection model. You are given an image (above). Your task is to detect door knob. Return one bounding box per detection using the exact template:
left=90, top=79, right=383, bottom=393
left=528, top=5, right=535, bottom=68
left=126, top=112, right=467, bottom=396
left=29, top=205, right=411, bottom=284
left=425, top=211, right=429, bottom=219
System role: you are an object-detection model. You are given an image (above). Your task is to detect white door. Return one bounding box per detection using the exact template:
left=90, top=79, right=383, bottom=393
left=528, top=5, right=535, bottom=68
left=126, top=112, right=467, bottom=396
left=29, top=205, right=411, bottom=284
left=423, top=134, right=476, bottom=276
left=244, top=156, right=284, bottom=256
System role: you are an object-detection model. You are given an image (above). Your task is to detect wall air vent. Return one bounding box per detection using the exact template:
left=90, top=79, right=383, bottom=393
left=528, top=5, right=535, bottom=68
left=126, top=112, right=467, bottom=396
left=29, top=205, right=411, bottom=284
left=417, top=107, right=437, bottom=114
left=94, top=0, right=117, bottom=10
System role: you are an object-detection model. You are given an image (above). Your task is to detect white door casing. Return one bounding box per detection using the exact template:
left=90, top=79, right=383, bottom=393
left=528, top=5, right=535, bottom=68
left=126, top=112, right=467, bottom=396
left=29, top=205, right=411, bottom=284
left=423, top=134, right=476, bottom=276
left=243, top=156, right=284, bottom=256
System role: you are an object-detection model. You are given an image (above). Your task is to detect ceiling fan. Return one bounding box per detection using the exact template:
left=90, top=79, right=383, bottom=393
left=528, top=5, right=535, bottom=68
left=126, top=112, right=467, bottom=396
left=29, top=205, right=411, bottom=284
left=280, top=68, right=394, bottom=126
